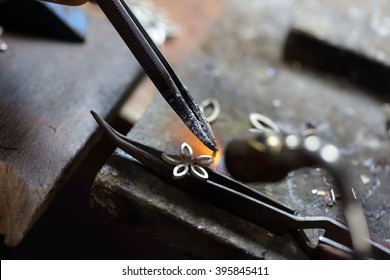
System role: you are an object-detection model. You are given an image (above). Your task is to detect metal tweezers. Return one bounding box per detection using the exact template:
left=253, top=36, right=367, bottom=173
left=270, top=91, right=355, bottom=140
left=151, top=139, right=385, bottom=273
left=96, top=0, right=217, bottom=152
left=91, top=111, right=390, bottom=259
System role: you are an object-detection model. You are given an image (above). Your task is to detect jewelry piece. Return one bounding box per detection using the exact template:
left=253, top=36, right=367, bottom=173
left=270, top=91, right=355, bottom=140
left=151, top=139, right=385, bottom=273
left=162, top=142, right=214, bottom=180
left=249, top=112, right=280, bottom=133
left=199, top=98, right=220, bottom=124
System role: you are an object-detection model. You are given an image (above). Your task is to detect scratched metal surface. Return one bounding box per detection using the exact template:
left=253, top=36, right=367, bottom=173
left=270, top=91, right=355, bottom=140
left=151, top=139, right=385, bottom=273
left=293, top=0, right=390, bottom=67
left=92, top=0, right=390, bottom=258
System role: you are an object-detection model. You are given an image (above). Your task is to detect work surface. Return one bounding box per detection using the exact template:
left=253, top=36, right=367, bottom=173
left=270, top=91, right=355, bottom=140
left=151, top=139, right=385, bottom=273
left=92, top=0, right=390, bottom=259
left=0, top=6, right=142, bottom=246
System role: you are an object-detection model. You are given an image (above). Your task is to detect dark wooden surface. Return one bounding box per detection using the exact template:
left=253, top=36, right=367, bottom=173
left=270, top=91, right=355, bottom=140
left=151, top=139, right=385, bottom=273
left=0, top=7, right=143, bottom=246
left=92, top=0, right=390, bottom=259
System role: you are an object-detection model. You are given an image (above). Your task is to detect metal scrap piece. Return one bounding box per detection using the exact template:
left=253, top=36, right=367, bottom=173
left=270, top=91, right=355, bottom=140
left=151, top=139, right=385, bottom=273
left=0, top=26, right=8, bottom=52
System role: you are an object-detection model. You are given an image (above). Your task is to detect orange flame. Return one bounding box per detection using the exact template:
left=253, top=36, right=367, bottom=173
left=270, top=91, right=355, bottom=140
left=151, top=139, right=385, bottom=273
left=165, top=110, right=223, bottom=168
left=188, top=132, right=222, bottom=169
left=175, top=125, right=222, bottom=169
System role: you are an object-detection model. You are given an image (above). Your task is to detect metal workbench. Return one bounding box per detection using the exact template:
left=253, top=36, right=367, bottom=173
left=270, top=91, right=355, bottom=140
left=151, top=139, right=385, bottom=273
left=92, top=0, right=390, bottom=259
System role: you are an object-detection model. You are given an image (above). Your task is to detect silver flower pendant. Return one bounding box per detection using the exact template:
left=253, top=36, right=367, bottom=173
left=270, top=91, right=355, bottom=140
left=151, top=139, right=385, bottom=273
left=162, top=142, right=214, bottom=180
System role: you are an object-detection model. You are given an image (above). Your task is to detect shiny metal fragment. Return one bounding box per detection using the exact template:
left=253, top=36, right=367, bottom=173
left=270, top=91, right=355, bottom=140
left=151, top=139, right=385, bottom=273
left=351, top=187, right=357, bottom=200
left=0, top=40, right=8, bottom=52
left=0, top=26, right=8, bottom=52
left=330, top=188, right=336, bottom=203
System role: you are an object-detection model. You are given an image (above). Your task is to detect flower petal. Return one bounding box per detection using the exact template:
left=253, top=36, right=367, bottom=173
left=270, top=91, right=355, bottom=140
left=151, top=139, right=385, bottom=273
left=162, top=153, right=182, bottom=165
left=180, top=142, right=193, bottom=160
left=173, top=164, right=189, bottom=179
left=199, top=98, right=220, bottom=124
left=190, top=165, right=209, bottom=180
left=194, top=155, right=214, bottom=167
left=249, top=112, right=280, bottom=133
